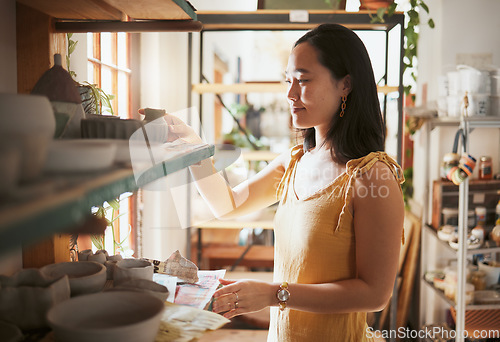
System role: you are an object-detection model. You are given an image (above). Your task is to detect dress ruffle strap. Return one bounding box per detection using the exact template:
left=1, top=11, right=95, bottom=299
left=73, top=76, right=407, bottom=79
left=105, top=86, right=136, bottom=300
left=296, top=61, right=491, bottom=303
left=336, top=152, right=406, bottom=244
left=276, top=145, right=304, bottom=201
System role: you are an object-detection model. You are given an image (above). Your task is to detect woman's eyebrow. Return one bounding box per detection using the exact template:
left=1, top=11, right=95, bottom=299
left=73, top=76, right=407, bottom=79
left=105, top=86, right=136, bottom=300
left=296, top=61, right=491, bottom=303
left=285, top=68, right=311, bottom=75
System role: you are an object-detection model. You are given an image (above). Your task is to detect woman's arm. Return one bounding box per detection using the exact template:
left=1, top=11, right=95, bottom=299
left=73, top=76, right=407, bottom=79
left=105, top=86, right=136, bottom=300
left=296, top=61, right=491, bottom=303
left=212, top=162, right=404, bottom=317
left=165, top=114, right=288, bottom=219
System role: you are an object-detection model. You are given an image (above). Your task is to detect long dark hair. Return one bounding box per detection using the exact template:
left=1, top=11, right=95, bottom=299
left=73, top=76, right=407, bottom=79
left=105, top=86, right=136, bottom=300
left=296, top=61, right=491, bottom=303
left=294, top=23, right=385, bottom=164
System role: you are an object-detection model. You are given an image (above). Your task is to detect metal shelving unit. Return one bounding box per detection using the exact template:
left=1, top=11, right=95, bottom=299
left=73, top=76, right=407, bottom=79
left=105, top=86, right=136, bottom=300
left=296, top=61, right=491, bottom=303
left=418, top=114, right=500, bottom=342
left=190, top=10, right=405, bottom=340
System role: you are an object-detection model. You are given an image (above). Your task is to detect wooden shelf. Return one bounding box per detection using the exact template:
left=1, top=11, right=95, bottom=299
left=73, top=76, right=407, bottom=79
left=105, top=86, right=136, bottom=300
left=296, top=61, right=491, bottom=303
left=197, top=10, right=404, bottom=31
left=0, top=143, right=214, bottom=256
left=17, top=0, right=197, bottom=20
left=192, top=82, right=398, bottom=95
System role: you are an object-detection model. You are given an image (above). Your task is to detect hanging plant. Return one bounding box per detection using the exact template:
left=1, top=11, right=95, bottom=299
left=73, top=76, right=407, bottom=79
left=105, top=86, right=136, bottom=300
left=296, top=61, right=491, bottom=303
left=362, top=0, right=435, bottom=95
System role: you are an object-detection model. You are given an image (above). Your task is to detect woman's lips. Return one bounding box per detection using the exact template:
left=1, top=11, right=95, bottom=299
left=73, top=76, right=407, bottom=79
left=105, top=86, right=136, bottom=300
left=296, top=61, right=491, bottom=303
left=291, top=107, right=304, bottom=114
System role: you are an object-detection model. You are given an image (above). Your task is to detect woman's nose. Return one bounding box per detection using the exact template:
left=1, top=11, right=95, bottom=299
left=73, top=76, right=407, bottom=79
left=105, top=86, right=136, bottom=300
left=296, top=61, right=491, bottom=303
left=287, top=81, right=299, bottom=102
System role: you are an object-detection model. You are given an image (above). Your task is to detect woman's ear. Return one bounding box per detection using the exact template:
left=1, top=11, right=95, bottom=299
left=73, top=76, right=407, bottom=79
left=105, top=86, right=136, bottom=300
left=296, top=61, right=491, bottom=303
left=342, top=75, right=352, bottom=95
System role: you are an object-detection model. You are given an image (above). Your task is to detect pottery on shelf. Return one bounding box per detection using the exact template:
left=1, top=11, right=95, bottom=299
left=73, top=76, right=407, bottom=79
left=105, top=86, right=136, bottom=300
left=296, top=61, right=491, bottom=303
left=140, top=108, right=169, bottom=143
left=0, top=268, right=70, bottom=330
left=40, top=261, right=106, bottom=297
left=0, top=93, right=55, bottom=181
left=81, top=114, right=143, bottom=140
left=111, top=278, right=169, bottom=302
left=113, top=258, right=154, bottom=283
left=31, top=54, right=86, bottom=139
left=47, top=291, right=165, bottom=342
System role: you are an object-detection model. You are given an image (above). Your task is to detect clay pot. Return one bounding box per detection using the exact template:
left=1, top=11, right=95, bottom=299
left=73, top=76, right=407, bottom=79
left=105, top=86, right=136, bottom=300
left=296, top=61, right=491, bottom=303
left=113, top=259, right=154, bottom=283
left=40, top=261, right=106, bottom=297
left=0, top=268, right=70, bottom=329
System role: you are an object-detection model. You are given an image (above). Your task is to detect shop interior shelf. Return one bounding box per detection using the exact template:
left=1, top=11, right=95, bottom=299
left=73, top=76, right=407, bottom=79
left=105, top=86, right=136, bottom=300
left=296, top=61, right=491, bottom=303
left=0, top=143, right=214, bottom=256
left=422, top=278, right=500, bottom=311
left=425, top=224, right=500, bottom=255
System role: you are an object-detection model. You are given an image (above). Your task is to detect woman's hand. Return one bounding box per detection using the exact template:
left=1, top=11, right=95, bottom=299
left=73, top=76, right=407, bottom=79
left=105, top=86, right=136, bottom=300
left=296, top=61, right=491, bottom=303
left=212, top=278, right=275, bottom=319
left=138, top=108, right=204, bottom=144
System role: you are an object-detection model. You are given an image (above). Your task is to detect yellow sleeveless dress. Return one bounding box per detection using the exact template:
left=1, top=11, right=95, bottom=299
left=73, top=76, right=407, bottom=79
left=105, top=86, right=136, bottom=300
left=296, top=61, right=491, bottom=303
left=268, top=145, right=404, bottom=342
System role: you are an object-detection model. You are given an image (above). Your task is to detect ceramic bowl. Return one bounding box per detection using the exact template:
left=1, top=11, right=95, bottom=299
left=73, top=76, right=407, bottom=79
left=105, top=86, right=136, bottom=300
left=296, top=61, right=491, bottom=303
left=41, top=261, right=106, bottom=296
left=81, top=114, right=143, bottom=140
left=44, top=139, right=117, bottom=172
left=0, top=268, right=70, bottom=330
left=478, top=261, right=500, bottom=288
left=47, top=291, right=165, bottom=342
left=113, top=259, right=154, bottom=283
left=0, top=93, right=55, bottom=181
left=112, top=278, right=169, bottom=302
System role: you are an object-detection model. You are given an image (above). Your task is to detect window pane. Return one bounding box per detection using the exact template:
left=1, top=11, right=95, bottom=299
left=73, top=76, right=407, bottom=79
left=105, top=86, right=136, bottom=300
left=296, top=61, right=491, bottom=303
left=101, top=66, right=114, bottom=114
left=117, top=72, right=130, bottom=118
left=87, top=61, right=94, bottom=84
left=87, top=32, right=93, bottom=59
left=117, top=33, right=129, bottom=68
left=101, top=33, right=113, bottom=65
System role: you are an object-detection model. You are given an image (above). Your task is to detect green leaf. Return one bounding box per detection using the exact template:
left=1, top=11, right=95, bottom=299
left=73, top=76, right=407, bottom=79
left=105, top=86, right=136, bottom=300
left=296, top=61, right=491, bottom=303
left=420, top=1, right=430, bottom=13
left=376, top=7, right=386, bottom=22
left=90, top=234, right=105, bottom=250
left=428, top=18, right=435, bottom=28
left=387, top=3, right=397, bottom=16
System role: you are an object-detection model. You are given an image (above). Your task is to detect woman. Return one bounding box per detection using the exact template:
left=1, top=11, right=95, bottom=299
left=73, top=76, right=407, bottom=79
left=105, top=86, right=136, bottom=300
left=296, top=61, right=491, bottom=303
left=162, top=23, right=404, bottom=342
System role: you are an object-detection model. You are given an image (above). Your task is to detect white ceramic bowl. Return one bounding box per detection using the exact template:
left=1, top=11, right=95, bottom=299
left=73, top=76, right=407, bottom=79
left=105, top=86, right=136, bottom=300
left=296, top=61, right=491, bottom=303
left=44, top=139, right=117, bottom=172
left=113, top=259, right=154, bottom=283
left=478, top=261, right=500, bottom=288
left=112, top=278, right=169, bottom=302
left=47, top=291, right=165, bottom=342
left=41, top=261, right=106, bottom=296
left=0, top=93, right=55, bottom=181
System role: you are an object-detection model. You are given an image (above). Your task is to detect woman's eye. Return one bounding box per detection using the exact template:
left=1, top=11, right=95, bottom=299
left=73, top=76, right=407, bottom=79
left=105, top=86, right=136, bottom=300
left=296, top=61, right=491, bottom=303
left=285, top=79, right=291, bottom=84
left=297, top=79, right=308, bottom=84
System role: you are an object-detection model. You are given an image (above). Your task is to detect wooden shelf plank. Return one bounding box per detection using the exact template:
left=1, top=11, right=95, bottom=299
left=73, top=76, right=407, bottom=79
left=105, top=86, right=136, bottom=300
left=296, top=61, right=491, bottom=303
left=17, top=0, right=196, bottom=20
left=197, top=10, right=404, bottom=31
left=55, top=20, right=202, bottom=33
left=192, top=82, right=398, bottom=95
left=0, top=143, right=214, bottom=256
left=17, top=0, right=124, bottom=20
left=102, top=0, right=196, bottom=20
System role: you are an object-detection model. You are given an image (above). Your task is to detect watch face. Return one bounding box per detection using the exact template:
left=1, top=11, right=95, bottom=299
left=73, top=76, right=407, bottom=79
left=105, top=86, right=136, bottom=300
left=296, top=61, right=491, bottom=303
left=277, top=289, right=290, bottom=301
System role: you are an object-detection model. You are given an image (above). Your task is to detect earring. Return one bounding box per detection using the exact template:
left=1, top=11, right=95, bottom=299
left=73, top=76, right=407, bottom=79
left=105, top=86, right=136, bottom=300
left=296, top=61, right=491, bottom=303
left=340, top=95, right=347, bottom=117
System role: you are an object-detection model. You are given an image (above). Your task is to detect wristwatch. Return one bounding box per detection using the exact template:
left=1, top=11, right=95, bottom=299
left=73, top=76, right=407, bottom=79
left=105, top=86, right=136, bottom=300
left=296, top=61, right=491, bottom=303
left=276, top=282, right=290, bottom=311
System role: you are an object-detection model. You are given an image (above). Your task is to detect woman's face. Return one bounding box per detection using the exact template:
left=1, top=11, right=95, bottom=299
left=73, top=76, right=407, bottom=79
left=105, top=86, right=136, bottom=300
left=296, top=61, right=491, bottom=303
left=285, top=42, right=346, bottom=132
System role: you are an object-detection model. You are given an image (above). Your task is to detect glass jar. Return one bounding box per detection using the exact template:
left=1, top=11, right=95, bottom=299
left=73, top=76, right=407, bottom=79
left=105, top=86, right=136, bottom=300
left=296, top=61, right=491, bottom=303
left=479, top=156, right=493, bottom=180
left=471, top=270, right=487, bottom=291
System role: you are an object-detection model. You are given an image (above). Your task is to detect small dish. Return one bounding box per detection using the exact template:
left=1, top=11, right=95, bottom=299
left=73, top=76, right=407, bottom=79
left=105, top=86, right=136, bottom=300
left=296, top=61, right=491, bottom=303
left=47, top=291, right=165, bottom=342
left=113, top=259, right=154, bottom=283
left=44, top=139, right=117, bottom=172
left=111, top=278, right=169, bottom=301
left=41, top=261, right=106, bottom=296
left=437, top=225, right=455, bottom=241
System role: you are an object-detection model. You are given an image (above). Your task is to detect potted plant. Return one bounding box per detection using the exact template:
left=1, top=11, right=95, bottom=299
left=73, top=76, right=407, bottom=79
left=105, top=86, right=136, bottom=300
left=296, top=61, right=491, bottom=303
left=66, top=33, right=115, bottom=115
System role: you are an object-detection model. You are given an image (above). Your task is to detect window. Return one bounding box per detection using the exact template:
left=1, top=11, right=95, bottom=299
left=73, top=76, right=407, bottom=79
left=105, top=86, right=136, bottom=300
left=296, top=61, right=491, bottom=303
left=86, top=32, right=132, bottom=119
left=86, top=32, right=136, bottom=257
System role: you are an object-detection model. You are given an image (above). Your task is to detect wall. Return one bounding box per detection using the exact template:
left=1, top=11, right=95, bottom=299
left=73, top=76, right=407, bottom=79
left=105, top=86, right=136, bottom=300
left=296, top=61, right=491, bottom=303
left=0, top=0, right=23, bottom=275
